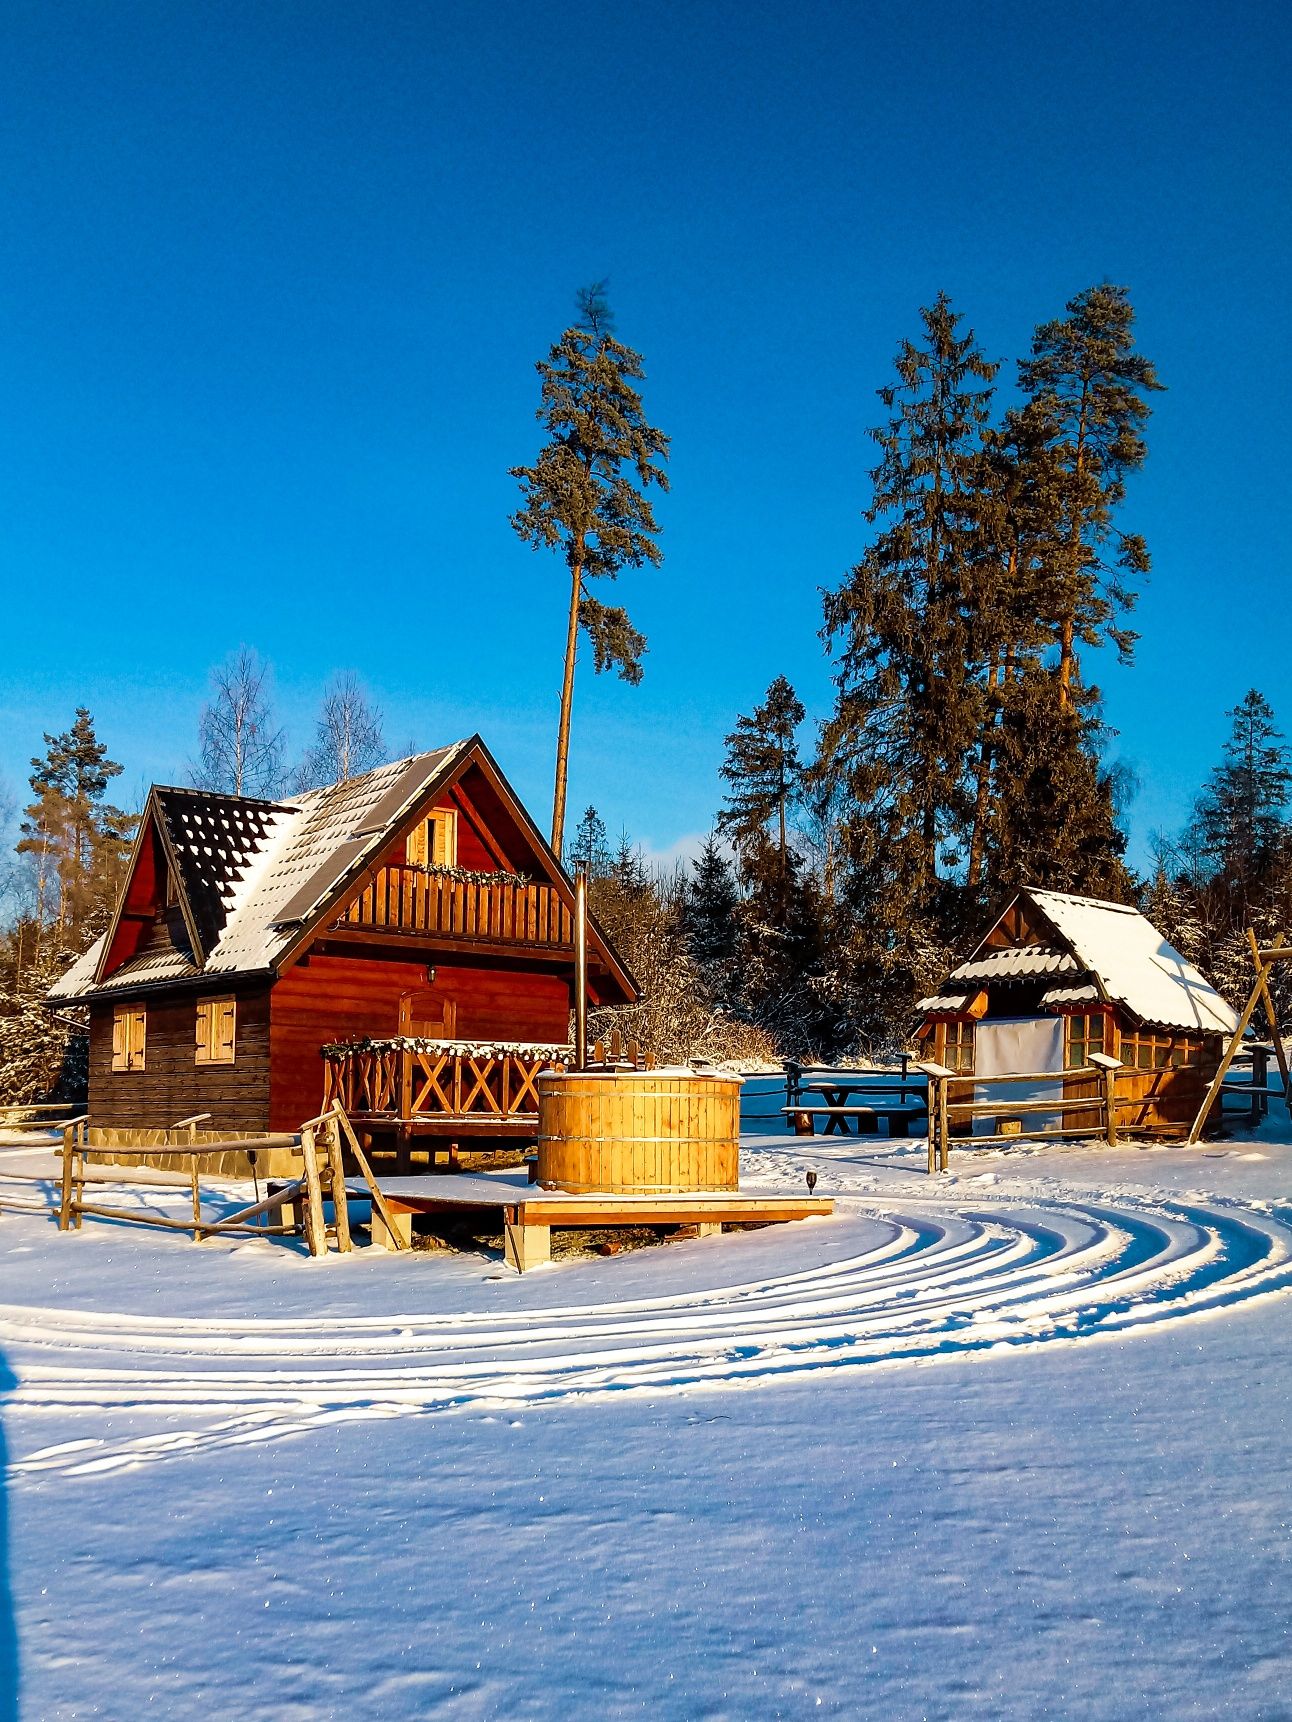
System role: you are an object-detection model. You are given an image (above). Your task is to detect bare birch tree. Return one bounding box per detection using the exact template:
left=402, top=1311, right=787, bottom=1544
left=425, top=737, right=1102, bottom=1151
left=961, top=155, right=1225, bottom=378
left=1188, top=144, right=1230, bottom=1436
left=293, top=672, right=386, bottom=790
left=193, top=648, right=285, bottom=797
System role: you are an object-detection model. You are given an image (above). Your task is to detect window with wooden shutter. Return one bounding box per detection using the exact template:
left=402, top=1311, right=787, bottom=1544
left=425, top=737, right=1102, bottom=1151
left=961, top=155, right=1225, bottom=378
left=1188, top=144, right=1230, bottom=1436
left=112, top=1004, right=146, bottom=1072
left=196, top=997, right=236, bottom=1065
left=407, top=808, right=458, bottom=869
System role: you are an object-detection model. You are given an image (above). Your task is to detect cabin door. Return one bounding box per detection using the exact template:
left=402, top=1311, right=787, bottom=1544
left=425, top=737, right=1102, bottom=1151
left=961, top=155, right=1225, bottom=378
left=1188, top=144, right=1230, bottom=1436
left=398, top=989, right=458, bottom=1041
left=971, top=1017, right=1063, bottom=1136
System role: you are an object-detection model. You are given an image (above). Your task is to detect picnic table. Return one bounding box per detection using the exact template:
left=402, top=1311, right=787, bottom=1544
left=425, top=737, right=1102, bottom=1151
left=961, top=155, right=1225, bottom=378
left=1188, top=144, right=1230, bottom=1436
left=782, top=1061, right=928, bottom=1138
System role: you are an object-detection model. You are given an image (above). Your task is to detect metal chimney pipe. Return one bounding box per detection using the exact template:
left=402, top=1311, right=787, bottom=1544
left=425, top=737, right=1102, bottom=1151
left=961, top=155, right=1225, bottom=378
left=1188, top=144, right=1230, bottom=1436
left=574, top=866, right=588, bottom=1072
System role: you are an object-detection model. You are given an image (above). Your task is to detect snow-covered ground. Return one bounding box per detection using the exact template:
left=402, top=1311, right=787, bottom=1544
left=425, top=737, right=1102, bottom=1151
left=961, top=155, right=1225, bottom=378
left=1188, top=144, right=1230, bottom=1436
left=1, top=1089, right=1290, bottom=1719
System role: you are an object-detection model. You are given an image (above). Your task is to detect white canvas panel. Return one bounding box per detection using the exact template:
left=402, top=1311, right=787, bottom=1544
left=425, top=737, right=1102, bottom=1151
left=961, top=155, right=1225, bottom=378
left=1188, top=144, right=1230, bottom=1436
left=972, top=1017, right=1064, bottom=1136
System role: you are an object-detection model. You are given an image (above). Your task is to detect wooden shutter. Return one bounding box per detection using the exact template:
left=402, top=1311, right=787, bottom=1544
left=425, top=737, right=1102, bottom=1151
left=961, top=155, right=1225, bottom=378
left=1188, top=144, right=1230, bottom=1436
left=407, top=820, right=428, bottom=867
left=216, top=999, right=236, bottom=1063
left=128, top=1009, right=146, bottom=1071
left=196, top=998, right=236, bottom=1065
left=112, top=1007, right=128, bottom=1072
left=431, top=809, right=458, bottom=868
left=195, top=1000, right=212, bottom=1063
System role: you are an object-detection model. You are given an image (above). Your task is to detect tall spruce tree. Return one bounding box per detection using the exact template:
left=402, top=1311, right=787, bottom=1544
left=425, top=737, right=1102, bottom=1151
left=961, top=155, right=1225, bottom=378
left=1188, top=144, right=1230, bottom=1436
left=1018, top=283, right=1163, bottom=702
left=510, top=283, right=670, bottom=857
left=1190, top=689, right=1291, bottom=925
left=683, top=836, right=740, bottom=994
left=821, top=293, right=997, bottom=903
left=717, top=676, right=805, bottom=887
left=567, top=805, right=612, bottom=878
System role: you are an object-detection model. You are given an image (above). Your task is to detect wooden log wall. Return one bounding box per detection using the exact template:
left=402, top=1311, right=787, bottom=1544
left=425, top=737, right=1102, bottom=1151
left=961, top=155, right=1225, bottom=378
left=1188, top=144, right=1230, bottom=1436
left=269, top=954, right=572, bottom=1131
left=87, top=986, right=271, bottom=1134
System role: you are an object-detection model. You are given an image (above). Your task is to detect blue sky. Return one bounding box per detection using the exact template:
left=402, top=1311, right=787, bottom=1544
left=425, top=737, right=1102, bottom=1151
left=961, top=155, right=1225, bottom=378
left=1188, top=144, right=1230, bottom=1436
left=0, top=0, right=1286, bottom=870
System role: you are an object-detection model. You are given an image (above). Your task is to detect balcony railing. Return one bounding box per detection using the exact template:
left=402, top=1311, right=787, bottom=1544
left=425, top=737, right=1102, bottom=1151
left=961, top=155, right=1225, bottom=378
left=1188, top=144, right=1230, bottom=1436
left=335, top=865, right=574, bottom=950
left=321, top=1036, right=570, bottom=1136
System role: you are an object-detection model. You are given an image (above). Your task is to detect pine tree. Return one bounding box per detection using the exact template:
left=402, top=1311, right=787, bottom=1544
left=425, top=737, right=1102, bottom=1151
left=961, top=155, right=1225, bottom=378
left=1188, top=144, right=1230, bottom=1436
left=1191, top=690, right=1291, bottom=923
left=717, top=676, right=805, bottom=885
left=1018, top=283, right=1163, bottom=703
left=510, top=282, right=670, bottom=857
left=821, top=292, right=998, bottom=900
left=566, top=805, right=612, bottom=878
left=17, top=710, right=134, bottom=945
left=682, top=835, right=741, bottom=1008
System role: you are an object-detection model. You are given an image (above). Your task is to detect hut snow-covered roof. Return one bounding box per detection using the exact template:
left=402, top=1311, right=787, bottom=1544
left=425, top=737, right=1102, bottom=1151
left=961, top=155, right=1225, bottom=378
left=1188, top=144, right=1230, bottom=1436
left=921, top=887, right=1238, bottom=1037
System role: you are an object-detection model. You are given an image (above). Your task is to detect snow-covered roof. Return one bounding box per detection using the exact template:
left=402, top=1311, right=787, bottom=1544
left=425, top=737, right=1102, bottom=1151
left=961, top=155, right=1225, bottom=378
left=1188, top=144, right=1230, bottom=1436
left=50, top=744, right=468, bottom=1001
left=1027, top=889, right=1238, bottom=1036
left=950, top=946, right=1081, bottom=983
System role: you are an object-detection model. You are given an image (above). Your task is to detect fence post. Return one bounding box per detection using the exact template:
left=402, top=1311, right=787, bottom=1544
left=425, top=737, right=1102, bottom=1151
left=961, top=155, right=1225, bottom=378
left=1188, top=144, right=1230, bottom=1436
left=916, top=1063, right=952, bottom=1176
left=1090, top=1053, right=1122, bottom=1147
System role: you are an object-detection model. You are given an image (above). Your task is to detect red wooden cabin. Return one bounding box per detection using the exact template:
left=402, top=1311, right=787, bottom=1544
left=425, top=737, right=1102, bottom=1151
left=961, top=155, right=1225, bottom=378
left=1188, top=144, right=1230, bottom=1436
left=49, top=738, right=637, bottom=1149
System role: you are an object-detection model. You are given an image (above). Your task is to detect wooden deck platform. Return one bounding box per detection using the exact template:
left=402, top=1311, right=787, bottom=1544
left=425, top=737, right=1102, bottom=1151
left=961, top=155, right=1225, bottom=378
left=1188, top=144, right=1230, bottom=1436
left=369, top=1172, right=835, bottom=1271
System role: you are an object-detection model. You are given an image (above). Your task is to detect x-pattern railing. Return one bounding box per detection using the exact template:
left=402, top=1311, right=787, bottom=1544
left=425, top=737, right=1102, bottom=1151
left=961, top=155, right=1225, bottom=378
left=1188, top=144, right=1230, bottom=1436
left=322, top=1036, right=569, bottom=1129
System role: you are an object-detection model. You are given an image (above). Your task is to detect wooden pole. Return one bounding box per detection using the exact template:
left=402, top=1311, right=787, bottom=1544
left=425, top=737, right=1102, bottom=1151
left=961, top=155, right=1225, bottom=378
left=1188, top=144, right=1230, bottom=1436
left=322, top=1118, right=352, bottom=1254
left=1187, top=970, right=1266, bottom=1144
left=190, top=1161, right=203, bottom=1243
left=58, top=1124, right=77, bottom=1230
left=298, top=1126, right=327, bottom=1257
left=939, top=1080, right=950, bottom=1173
left=574, top=866, right=588, bottom=1072
left=1247, top=928, right=1291, bottom=1109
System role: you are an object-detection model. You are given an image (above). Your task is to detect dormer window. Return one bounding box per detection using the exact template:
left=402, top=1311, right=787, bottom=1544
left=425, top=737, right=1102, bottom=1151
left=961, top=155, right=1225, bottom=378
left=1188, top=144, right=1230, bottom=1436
left=407, top=808, right=458, bottom=869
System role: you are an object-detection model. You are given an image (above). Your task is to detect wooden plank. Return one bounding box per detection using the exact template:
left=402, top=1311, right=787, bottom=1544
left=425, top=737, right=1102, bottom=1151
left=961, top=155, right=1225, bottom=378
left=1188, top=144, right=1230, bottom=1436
left=332, top=1105, right=410, bottom=1251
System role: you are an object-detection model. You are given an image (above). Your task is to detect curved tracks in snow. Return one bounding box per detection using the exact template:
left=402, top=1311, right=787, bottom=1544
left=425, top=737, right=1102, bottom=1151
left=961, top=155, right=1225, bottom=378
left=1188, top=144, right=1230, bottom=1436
left=10, top=1193, right=1292, bottom=1476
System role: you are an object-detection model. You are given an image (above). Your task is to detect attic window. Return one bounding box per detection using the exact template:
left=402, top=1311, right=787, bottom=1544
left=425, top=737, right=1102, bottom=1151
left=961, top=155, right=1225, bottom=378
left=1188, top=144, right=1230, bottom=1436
left=196, top=998, right=236, bottom=1066
left=407, top=808, right=458, bottom=869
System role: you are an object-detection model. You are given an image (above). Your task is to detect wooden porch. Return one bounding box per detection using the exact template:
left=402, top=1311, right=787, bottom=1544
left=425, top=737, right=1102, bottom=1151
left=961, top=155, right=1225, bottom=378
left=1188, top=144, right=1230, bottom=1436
left=330, top=865, right=574, bottom=956
left=320, top=1035, right=570, bottom=1141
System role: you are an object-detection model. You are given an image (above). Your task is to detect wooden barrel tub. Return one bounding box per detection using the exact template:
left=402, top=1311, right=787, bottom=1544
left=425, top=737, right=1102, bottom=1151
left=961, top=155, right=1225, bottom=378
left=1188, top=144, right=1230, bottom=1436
left=536, top=1069, right=742, bottom=1193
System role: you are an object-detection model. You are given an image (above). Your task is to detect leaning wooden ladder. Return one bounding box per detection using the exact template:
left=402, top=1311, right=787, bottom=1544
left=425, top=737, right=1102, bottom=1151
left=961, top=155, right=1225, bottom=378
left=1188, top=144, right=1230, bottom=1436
left=1187, top=929, right=1292, bottom=1143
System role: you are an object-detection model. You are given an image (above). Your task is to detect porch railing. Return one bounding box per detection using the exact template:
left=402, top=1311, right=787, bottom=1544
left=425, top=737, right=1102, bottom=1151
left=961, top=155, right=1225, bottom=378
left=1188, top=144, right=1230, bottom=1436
left=321, top=1036, right=571, bottom=1133
left=334, top=866, right=574, bottom=949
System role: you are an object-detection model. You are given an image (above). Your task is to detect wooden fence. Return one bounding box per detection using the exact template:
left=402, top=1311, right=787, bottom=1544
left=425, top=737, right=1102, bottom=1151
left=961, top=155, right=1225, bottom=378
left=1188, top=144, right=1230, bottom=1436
left=56, top=1102, right=409, bottom=1259
left=921, top=1056, right=1121, bottom=1174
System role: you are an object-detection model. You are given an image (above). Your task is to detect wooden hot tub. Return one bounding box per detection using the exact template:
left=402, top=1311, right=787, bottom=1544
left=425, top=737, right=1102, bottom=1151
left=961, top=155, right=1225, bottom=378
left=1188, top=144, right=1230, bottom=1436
left=536, top=1069, right=741, bottom=1193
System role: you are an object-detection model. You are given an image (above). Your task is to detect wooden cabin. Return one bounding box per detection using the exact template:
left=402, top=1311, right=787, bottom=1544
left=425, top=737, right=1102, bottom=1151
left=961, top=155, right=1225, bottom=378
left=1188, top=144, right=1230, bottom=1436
left=48, top=738, right=637, bottom=1151
left=914, top=887, right=1239, bottom=1138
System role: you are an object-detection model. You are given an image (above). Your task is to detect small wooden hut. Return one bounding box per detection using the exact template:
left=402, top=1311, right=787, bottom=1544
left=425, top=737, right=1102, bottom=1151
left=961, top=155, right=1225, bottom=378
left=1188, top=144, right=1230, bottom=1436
left=914, top=887, right=1238, bottom=1137
left=48, top=737, right=637, bottom=1153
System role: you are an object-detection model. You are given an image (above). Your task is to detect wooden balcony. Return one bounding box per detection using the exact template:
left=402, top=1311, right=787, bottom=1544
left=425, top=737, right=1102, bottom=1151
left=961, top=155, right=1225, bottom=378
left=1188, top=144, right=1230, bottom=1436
left=332, top=865, right=574, bottom=953
left=321, top=1036, right=570, bottom=1139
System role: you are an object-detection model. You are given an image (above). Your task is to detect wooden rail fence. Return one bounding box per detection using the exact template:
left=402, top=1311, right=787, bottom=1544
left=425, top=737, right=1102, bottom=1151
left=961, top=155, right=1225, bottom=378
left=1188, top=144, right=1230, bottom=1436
left=920, top=1056, right=1122, bottom=1174
left=56, top=1102, right=407, bottom=1259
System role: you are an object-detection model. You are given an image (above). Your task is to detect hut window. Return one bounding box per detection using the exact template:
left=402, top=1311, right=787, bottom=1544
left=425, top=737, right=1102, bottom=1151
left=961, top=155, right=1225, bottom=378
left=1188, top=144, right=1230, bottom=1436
left=1119, top=1028, right=1195, bottom=1071
left=942, top=1019, right=974, bottom=1072
left=407, top=808, right=458, bottom=869
left=195, top=998, right=236, bottom=1066
left=1066, top=1012, right=1106, bottom=1069
left=111, top=1005, right=147, bottom=1073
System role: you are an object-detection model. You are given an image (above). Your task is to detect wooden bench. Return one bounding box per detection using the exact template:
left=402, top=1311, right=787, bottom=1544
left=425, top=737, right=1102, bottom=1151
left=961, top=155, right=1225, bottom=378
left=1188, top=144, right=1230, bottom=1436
left=782, top=1103, right=926, bottom=1139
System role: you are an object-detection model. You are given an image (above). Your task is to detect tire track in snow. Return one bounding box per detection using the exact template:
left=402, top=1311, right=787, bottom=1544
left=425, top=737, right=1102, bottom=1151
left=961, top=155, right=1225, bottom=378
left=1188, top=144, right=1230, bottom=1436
left=10, top=1194, right=1292, bottom=1477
